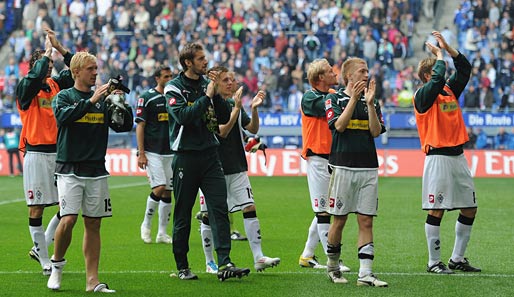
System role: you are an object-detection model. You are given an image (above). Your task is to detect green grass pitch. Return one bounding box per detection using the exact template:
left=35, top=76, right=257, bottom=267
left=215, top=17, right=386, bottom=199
left=0, top=175, right=512, bottom=296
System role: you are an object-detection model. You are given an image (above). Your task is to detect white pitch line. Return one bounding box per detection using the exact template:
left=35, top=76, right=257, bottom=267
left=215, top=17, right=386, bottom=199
left=1, top=270, right=513, bottom=278
left=0, top=182, right=148, bottom=206
left=109, top=181, right=148, bottom=189
left=0, top=199, right=24, bottom=205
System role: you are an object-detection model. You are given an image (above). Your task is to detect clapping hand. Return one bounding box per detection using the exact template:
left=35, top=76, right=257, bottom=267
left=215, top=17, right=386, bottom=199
left=233, top=86, right=243, bottom=109
left=364, top=79, right=376, bottom=106
left=251, top=90, right=265, bottom=109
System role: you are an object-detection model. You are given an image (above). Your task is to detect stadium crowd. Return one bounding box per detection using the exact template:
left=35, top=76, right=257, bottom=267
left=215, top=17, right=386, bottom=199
left=0, top=0, right=512, bottom=136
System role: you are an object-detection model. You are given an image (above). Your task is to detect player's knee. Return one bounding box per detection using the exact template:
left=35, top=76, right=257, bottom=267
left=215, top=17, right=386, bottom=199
left=464, top=207, right=477, bottom=217
left=357, top=215, right=373, bottom=230
left=243, top=205, right=256, bottom=213
left=59, top=215, right=78, bottom=230
left=332, top=215, right=347, bottom=229
left=28, top=205, right=45, bottom=218
left=152, top=185, right=166, bottom=198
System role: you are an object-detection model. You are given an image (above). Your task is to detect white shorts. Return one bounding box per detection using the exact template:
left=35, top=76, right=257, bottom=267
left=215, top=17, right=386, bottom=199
left=422, top=154, right=477, bottom=210
left=327, top=167, right=379, bottom=216
left=145, top=152, right=173, bottom=190
left=23, top=152, right=58, bottom=207
left=56, top=175, right=112, bottom=218
left=199, top=172, right=255, bottom=213
left=306, top=156, right=330, bottom=213
left=225, top=172, right=254, bottom=213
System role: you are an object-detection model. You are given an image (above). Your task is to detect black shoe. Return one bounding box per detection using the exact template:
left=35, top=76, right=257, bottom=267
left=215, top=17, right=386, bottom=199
left=217, top=263, right=250, bottom=282
left=427, top=261, right=454, bottom=274
left=448, top=258, right=481, bottom=272
left=178, top=268, right=198, bottom=280
left=29, top=247, right=41, bottom=264
left=230, top=231, right=247, bottom=241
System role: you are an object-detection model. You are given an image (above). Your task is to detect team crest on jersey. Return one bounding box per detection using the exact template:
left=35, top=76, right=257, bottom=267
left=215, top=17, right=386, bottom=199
left=319, top=197, right=326, bottom=208
left=168, top=97, right=176, bottom=106
left=325, top=99, right=332, bottom=109
left=137, top=98, right=144, bottom=107
left=437, top=193, right=444, bottom=203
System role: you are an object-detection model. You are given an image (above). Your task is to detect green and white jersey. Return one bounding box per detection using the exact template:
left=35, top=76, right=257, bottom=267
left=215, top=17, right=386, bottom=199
left=325, top=89, right=386, bottom=169
left=135, top=88, right=171, bottom=155
left=217, top=98, right=251, bottom=175
left=52, top=87, right=133, bottom=177
left=164, top=72, right=231, bottom=152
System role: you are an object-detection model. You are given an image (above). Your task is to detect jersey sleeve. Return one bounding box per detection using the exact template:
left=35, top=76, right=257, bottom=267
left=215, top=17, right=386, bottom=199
left=134, top=96, right=147, bottom=123
left=325, top=93, right=343, bottom=130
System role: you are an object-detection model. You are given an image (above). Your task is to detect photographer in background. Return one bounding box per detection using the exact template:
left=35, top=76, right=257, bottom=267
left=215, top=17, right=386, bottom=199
left=47, top=51, right=133, bottom=293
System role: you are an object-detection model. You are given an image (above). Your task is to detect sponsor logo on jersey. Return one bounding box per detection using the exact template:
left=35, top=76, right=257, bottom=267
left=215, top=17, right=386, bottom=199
left=428, top=194, right=435, bottom=203
left=314, top=198, right=318, bottom=207
left=439, top=101, right=459, bottom=112
left=325, top=99, right=332, bottom=109
left=329, top=197, right=335, bottom=208
left=38, top=97, right=53, bottom=108
left=75, top=113, right=105, bottom=124
left=137, top=98, right=144, bottom=107
left=168, top=97, right=176, bottom=106
left=158, top=113, right=169, bottom=121
left=136, top=108, right=142, bottom=116
left=347, top=119, right=370, bottom=130
left=326, top=110, right=334, bottom=121
left=28, top=190, right=34, bottom=199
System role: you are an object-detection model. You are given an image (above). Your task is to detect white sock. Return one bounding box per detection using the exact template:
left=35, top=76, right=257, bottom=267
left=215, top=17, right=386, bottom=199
left=326, top=244, right=340, bottom=270
left=30, top=225, right=50, bottom=267
left=244, top=217, right=264, bottom=262
left=142, top=196, right=158, bottom=229
left=358, top=243, right=374, bottom=277
left=317, top=221, right=330, bottom=256
left=451, top=221, right=472, bottom=263
left=200, top=222, right=215, bottom=263
left=157, top=200, right=172, bottom=235
left=425, top=223, right=441, bottom=266
left=45, top=214, right=60, bottom=246
left=301, top=217, right=319, bottom=258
